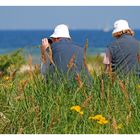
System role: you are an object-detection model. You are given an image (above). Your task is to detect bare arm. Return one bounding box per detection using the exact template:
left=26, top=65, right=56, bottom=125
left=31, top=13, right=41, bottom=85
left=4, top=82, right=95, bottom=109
left=103, top=48, right=111, bottom=72
left=40, top=38, right=51, bottom=75
left=41, top=38, right=49, bottom=63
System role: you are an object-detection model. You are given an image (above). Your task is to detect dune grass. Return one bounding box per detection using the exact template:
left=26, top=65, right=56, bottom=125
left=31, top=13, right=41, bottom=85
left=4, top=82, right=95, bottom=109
left=0, top=52, right=140, bottom=134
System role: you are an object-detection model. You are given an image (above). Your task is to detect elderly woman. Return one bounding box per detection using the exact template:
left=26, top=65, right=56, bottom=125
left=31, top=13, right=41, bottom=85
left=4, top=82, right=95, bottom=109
left=103, top=19, right=140, bottom=76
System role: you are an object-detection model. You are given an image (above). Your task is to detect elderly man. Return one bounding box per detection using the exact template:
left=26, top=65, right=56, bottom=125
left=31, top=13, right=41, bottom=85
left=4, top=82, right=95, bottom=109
left=103, top=19, right=140, bottom=76
left=41, top=24, right=90, bottom=79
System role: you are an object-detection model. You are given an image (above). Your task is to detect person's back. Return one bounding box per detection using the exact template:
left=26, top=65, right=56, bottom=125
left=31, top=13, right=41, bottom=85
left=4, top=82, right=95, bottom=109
left=108, top=34, right=139, bottom=74
left=50, top=38, right=85, bottom=74
left=103, top=19, right=140, bottom=76
left=41, top=24, right=90, bottom=80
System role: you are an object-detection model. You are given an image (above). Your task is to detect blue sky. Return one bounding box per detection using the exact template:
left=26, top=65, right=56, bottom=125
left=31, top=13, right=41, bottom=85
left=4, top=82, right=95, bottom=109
left=0, top=6, right=140, bottom=30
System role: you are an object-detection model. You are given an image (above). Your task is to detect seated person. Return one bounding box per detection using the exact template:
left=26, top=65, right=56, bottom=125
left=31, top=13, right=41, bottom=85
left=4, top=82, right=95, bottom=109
left=103, top=19, right=140, bottom=77
left=41, top=24, right=91, bottom=80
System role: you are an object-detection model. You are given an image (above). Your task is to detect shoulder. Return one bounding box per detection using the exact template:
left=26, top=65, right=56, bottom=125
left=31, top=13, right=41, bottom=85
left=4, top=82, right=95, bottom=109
left=107, top=40, right=118, bottom=49
left=53, top=38, right=83, bottom=49
left=106, top=39, right=121, bottom=55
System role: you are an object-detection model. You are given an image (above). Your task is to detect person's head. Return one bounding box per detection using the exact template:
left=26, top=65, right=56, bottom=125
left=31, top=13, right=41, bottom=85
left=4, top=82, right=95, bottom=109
left=49, top=24, right=71, bottom=43
left=112, top=19, right=134, bottom=38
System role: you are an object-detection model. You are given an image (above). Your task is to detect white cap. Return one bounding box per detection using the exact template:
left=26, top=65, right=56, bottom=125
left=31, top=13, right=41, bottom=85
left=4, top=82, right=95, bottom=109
left=112, top=19, right=131, bottom=34
left=50, top=24, right=71, bottom=38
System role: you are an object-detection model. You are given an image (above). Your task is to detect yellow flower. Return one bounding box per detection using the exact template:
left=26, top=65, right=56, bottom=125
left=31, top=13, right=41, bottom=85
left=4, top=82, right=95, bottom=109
left=70, top=105, right=84, bottom=115
left=89, top=116, right=94, bottom=120
left=3, top=76, right=11, bottom=81
left=89, top=115, right=103, bottom=121
left=89, top=114, right=108, bottom=125
left=79, top=111, right=84, bottom=115
left=97, top=119, right=108, bottom=125
left=70, top=105, right=81, bottom=112
left=117, top=123, right=123, bottom=129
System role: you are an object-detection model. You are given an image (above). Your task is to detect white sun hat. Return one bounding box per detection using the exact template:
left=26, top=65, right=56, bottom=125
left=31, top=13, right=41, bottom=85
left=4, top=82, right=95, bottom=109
left=112, top=19, right=131, bottom=34
left=50, top=24, right=71, bottom=38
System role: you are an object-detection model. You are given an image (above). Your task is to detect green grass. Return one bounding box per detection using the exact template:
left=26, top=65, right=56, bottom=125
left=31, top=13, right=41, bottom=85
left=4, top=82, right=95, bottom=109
left=0, top=51, right=140, bottom=134
left=0, top=49, right=25, bottom=75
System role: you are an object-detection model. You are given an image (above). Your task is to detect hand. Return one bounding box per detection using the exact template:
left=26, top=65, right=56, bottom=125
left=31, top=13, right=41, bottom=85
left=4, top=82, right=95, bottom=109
left=41, top=38, right=49, bottom=51
left=41, top=38, right=49, bottom=63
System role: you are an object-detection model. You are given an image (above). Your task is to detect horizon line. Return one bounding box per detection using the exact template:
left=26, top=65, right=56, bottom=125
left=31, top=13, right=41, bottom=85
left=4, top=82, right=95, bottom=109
left=0, top=28, right=140, bottom=31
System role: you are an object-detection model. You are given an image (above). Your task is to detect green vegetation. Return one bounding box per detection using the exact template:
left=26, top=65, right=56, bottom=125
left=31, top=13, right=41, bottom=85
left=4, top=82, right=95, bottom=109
left=0, top=49, right=140, bottom=134
left=86, top=55, right=104, bottom=75
left=0, top=49, right=25, bottom=75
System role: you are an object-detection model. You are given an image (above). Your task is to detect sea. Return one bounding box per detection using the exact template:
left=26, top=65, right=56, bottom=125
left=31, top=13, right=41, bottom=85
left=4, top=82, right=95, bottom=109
left=0, top=30, right=140, bottom=64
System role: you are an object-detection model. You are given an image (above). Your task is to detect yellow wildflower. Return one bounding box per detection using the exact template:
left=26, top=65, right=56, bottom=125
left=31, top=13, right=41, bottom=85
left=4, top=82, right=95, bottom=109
left=79, top=111, right=84, bottom=115
left=89, top=115, right=103, bottom=121
left=89, top=114, right=108, bottom=125
left=70, top=105, right=84, bottom=115
left=97, top=119, right=108, bottom=125
left=117, top=123, right=123, bottom=129
left=89, top=116, right=94, bottom=120
left=3, top=76, right=11, bottom=81
left=70, top=105, right=81, bottom=112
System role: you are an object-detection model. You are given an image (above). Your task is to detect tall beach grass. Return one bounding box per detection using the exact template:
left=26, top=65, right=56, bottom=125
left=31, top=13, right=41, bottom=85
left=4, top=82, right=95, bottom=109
left=0, top=46, right=140, bottom=134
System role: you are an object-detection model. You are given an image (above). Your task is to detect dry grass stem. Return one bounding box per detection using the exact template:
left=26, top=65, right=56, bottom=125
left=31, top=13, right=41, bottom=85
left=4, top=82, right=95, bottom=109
left=82, top=95, right=93, bottom=108
left=112, top=117, right=119, bottom=134
left=17, top=128, right=24, bottom=134
left=118, top=80, right=129, bottom=101
left=14, top=80, right=28, bottom=101
left=75, top=73, right=83, bottom=88
left=101, top=79, right=104, bottom=100
left=84, top=39, right=89, bottom=71
left=67, top=54, right=76, bottom=71
left=126, top=111, right=132, bottom=125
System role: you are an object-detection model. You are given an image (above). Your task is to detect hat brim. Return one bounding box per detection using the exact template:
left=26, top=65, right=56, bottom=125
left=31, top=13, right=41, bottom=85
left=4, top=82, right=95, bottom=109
left=50, top=33, right=71, bottom=38
left=112, top=28, right=131, bottom=34
left=50, top=33, right=58, bottom=38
